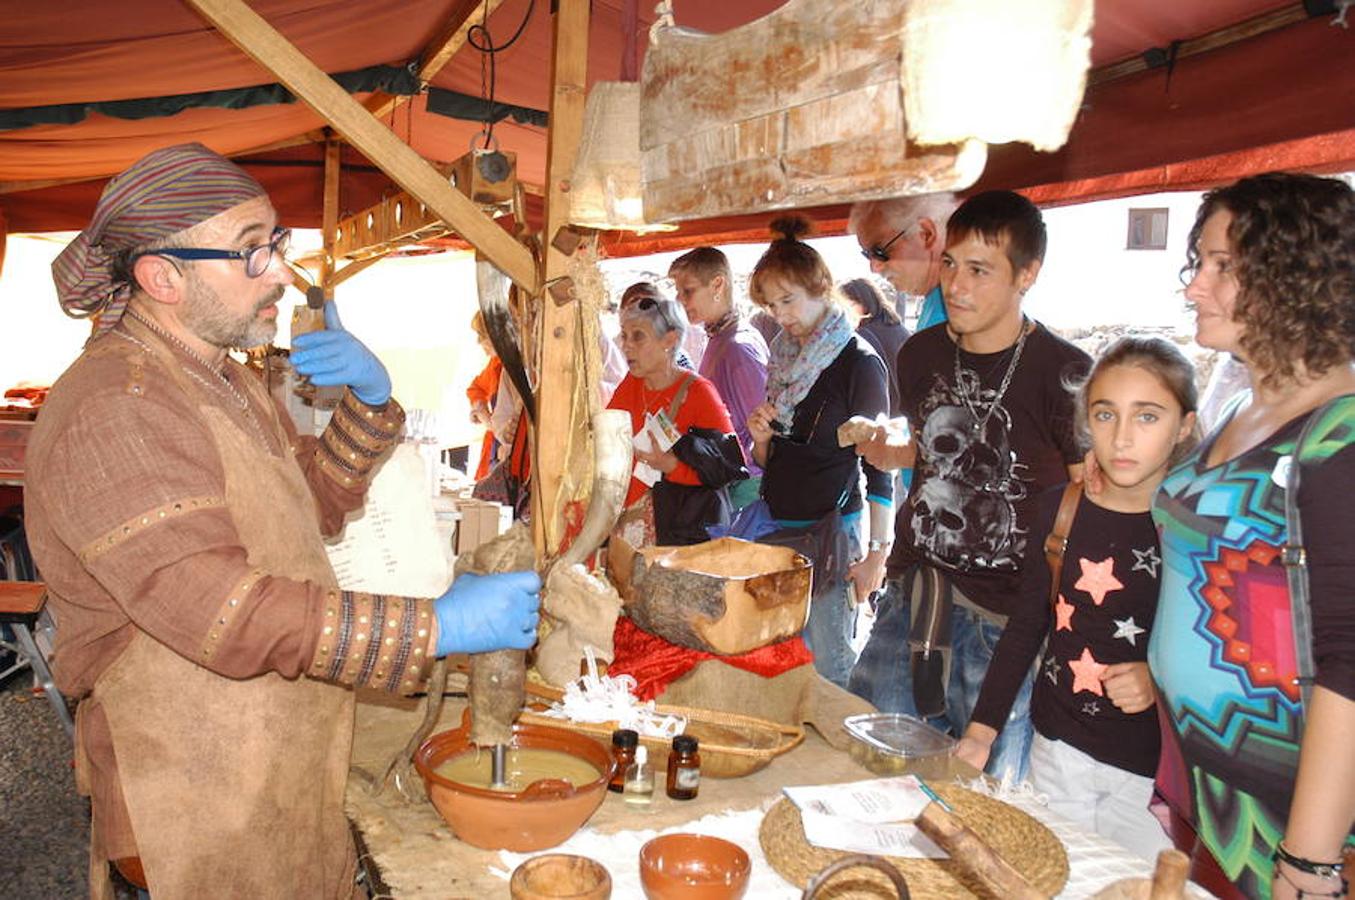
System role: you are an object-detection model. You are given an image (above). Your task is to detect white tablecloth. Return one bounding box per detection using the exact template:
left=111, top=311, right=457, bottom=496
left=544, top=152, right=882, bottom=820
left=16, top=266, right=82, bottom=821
left=493, top=788, right=1211, bottom=898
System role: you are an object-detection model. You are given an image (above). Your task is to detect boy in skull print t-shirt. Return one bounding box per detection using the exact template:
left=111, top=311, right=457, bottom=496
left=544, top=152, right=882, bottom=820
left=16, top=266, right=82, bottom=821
left=890, top=320, right=1089, bottom=614
left=847, top=191, right=1089, bottom=784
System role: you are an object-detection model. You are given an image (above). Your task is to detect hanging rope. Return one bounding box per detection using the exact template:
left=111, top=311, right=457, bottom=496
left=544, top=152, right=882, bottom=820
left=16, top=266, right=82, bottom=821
left=469, top=0, right=538, bottom=147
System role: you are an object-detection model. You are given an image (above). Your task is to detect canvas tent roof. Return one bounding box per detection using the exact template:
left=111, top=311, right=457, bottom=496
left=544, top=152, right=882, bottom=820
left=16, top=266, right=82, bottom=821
left=2, top=0, right=1353, bottom=252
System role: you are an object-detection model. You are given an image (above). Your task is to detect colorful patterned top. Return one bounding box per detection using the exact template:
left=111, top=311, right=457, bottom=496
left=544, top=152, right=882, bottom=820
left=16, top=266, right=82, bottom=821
left=1149, top=396, right=1355, bottom=898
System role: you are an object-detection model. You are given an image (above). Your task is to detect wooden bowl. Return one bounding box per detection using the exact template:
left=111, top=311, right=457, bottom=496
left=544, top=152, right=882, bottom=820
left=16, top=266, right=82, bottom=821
left=639, top=834, right=751, bottom=900
left=509, top=854, right=612, bottom=900
left=414, top=719, right=616, bottom=852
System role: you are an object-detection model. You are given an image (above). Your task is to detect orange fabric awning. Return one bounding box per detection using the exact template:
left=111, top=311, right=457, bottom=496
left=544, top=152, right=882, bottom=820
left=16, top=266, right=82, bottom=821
left=2, top=0, right=1353, bottom=245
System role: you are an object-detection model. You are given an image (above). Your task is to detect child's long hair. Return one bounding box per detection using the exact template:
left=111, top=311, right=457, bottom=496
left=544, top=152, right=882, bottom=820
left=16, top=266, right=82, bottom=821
left=1072, top=336, right=1200, bottom=466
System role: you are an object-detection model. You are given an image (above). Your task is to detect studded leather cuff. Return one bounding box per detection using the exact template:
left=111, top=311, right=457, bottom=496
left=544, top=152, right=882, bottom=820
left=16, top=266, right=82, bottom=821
left=310, top=589, right=437, bottom=694
left=316, top=391, right=406, bottom=487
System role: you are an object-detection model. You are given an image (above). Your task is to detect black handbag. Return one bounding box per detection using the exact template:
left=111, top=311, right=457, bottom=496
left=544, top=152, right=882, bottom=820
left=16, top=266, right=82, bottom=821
left=650, top=426, right=749, bottom=546
left=756, top=509, right=851, bottom=601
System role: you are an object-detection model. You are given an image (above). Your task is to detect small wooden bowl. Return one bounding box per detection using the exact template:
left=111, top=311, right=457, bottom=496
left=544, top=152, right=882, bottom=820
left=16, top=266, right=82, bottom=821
left=639, top=834, right=751, bottom=900
left=509, top=854, right=612, bottom=900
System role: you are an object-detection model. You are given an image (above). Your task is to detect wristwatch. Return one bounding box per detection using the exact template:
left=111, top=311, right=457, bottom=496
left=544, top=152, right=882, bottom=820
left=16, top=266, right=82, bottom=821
left=867, top=539, right=892, bottom=554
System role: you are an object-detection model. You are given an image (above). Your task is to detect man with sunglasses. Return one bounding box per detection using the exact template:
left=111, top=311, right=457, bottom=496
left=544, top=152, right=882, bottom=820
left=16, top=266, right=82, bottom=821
left=25, top=143, right=540, bottom=898
left=849, top=193, right=956, bottom=332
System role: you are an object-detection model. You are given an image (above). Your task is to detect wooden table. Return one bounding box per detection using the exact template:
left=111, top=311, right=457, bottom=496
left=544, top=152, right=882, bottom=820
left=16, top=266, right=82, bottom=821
left=0, top=580, right=72, bottom=737
left=346, top=679, right=873, bottom=898
left=345, top=681, right=1208, bottom=899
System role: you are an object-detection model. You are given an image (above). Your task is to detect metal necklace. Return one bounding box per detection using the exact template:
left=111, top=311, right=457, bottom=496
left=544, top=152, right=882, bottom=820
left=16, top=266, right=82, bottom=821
left=953, top=317, right=1029, bottom=435
left=127, top=310, right=270, bottom=444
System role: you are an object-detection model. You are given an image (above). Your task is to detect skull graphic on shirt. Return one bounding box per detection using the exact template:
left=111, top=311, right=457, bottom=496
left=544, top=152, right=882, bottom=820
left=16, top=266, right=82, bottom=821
left=909, top=372, right=1027, bottom=570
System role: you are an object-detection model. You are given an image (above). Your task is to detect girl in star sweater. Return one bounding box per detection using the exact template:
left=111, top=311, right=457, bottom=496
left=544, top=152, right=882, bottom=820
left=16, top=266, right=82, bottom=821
left=954, top=336, right=1198, bottom=860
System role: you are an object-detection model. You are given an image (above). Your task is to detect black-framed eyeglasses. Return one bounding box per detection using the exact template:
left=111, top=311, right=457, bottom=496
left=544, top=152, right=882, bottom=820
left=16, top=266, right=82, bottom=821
left=141, top=227, right=291, bottom=278
left=860, top=225, right=911, bottom=263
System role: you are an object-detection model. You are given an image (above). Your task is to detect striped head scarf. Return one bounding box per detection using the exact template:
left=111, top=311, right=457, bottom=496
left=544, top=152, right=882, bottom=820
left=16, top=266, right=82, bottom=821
left=52, top=143, right=266, bottom=335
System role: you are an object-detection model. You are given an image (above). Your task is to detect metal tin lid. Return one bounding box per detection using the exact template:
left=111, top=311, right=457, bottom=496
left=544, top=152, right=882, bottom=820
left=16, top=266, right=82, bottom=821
left=611, top=728, right=639, bottom=748
left=842, top=713, right=955, bottom=758
left=672, top=734, right=698, bottom=754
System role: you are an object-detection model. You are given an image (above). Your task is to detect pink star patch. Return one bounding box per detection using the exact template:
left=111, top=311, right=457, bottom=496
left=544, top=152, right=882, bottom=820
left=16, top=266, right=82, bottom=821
left=1074, top=556, right=1124, bottom=606
left=1068, top=647, right=1108, bottom=696
left=1054, top=594, right=1075, bottom=632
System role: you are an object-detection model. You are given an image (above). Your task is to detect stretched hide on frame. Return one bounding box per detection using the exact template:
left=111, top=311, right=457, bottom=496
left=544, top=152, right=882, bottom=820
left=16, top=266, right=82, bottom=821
left=639, top=0, right=986, bottom=222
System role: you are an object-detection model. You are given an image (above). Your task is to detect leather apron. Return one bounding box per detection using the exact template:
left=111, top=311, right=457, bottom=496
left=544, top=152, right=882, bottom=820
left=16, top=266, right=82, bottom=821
left=89, top=349, right=359, bottom=899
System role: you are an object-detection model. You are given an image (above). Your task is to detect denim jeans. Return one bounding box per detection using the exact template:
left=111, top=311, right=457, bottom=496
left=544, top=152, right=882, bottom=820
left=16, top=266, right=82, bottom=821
left=802, top=530, right=860, bottom=690
left=848, top=567, right=1034, bottom=782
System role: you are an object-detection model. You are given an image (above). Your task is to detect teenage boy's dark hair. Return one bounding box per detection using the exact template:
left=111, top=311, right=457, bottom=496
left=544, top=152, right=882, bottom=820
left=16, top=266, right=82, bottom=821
left=946, top=190, right=1047, bottom=275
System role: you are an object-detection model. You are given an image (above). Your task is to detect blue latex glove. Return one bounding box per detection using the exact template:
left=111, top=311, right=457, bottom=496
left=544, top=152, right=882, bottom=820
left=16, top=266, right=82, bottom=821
left=290, top=302, right=392, bottom=405
left=434, top=570, right=541, bottom=656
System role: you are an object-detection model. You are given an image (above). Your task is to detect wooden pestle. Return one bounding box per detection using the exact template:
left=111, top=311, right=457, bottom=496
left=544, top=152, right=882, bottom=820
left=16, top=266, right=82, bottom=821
left=915, top=801, right=1046, bottom=900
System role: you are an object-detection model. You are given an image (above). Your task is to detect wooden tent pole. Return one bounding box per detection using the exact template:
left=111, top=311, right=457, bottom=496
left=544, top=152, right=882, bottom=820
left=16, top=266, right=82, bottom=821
left=320, top=135, right=340, bottom=297
left=532, top=0, right=592, bottom=560
left=184, top=0, right=538, bottom=293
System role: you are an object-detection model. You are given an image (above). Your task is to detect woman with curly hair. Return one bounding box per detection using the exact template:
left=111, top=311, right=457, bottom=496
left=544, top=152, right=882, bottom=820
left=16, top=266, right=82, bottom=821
left=746, top=217, right=893, bottom=688
left=1148, top=173, right=1355, bottom=899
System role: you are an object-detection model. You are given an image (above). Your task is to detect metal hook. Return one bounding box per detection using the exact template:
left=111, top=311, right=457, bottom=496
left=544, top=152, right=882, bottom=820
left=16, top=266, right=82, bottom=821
left=469, top=130, right=500, bottom=154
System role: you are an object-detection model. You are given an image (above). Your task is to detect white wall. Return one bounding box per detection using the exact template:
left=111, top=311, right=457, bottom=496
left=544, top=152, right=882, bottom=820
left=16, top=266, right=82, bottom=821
left=0, top=236, right=488, bottom=447
left=1, top=233, right=93, bottom=387
left=1027, top=191, right=1203, bottom=333
left=596, top=190, right=1210, bottom=336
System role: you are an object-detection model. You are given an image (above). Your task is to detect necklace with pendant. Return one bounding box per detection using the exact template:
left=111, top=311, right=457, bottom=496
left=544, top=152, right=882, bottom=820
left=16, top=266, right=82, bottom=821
left=953, top=317, right=1029, bottom=435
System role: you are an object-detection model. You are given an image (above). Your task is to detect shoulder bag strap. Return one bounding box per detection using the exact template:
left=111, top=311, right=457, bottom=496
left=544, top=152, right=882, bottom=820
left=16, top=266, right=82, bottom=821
left=1283, top=394, right=1355, bottom=711
left=666, top=373, right=695, bottom=422
left=1043, top=481, right=1084, bottom=609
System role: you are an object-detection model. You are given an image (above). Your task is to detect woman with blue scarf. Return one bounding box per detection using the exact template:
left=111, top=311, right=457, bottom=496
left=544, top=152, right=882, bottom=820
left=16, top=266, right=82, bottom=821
left=746, top=217, right=893, bottom=689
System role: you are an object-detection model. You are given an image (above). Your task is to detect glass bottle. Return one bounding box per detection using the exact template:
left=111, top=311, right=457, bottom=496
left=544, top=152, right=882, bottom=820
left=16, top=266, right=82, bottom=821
left=609, top=729, right=638, bottom=793
left=666, top=735, right=700, bottom=800
left=623, top=745, right=654, bottom=807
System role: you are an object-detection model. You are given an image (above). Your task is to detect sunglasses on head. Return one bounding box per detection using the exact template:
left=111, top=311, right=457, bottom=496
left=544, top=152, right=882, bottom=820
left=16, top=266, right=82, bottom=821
left=860, top=225, right=911, bottom=263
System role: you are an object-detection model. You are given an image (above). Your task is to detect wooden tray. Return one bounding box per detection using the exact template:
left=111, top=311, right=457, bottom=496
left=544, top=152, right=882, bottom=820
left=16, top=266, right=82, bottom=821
left=517, top=692, right=803, bottom=779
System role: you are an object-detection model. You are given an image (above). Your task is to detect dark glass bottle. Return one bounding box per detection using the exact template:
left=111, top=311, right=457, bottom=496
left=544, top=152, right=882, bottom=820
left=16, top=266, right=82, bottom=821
left=609, top=729, right=638, bottom=793
left=666, top=735, right=700, bottom=800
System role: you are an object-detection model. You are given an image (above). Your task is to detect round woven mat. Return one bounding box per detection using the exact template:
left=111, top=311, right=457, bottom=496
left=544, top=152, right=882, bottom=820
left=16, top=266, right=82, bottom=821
left=759, top=783, right=1069, bottom=899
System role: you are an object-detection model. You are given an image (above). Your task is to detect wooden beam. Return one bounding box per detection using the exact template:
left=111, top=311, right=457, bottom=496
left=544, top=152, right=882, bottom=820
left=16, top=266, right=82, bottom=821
left=532, top=0, right=591, bottom=557
left=1090, top=4, right=1308, bottom=86
left=329, top=253, right=386, bottom=289
left=185, top=0, right=538, bottom=293
left=319, top=136, right=340, bottom=296
left=232, top=128, right=328, bottom=159
left=364, top=0, right=506, bottom=122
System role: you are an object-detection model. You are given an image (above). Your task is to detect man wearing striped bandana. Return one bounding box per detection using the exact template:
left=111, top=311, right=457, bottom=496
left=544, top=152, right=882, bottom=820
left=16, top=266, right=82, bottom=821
left=25, top=143, right=540, bottom=899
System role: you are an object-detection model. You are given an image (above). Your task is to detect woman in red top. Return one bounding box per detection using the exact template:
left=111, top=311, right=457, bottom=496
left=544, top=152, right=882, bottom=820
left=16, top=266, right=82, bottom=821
left=608, top=287, right=742, bottom=546
left=466, top=312, right=502, bottom=480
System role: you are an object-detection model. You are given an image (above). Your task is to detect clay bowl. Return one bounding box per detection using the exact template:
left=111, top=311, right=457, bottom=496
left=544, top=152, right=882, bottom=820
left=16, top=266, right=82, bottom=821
left=414, top=718, right=616, bottom=852
left=510, top=853, right=612, bottom=900
left=639, top=834, right=751, bottom=900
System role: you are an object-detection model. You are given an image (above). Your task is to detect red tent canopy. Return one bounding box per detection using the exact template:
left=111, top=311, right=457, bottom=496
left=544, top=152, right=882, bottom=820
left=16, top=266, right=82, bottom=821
left=2, top=0, right=1353, bottom=252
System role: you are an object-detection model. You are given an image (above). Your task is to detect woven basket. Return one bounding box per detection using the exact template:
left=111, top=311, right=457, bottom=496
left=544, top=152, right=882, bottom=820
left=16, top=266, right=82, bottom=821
left=516, top=702, right=803, bottom=779
left=759, top=784, right=1069, bottom=898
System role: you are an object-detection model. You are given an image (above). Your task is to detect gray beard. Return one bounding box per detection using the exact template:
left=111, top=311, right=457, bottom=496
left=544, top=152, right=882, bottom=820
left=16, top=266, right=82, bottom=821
left=181, top=275, right=280, bottom=350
